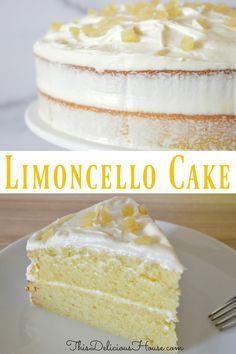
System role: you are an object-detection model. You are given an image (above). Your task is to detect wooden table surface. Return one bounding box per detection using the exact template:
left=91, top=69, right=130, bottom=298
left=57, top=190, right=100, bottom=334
left=0, top=194, right=236, bottom=251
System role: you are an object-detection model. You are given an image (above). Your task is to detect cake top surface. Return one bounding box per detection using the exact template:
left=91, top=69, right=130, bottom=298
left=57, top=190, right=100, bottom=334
left=34, top=1, right=236, bottom=71
left=27, top=197, right=184, bottom=273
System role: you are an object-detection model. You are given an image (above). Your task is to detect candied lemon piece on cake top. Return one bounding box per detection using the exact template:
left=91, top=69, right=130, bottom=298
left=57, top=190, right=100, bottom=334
left=121, top=28, right=140, bottom=42
left=82, top=24, right=107, bottom=37
left=69, top=27, right=80, bottom=39
left=138, top=204, right=148, bottom=215
left=229, top=9, right=236, bottom=17
left=134, top=235, right=156, bottom=245
left=97, top=207, right=113, bottom=226
left=122, top=203, right=135, bottom=217
left=122, top=216, right=141, bottom=232
left=180, top=36, right=196, bottom=51
left=155, top=10, right=168, bottom=20
left=125, top=2, right=148, bottom=16
left=165, top=0, right=182, bottom=19
left=87, top=8, right=96, bottom=16
left=224, top=17, right=236, bottom=28
left=157, top=48, right=170, bottom=56
left=50, top=22, right=63, bottom=32
left=214, top=4, right=230, bottom=15
left=196, top=18, right=209, bottom=29
left=80, top=211, right=97, bottom=228
left=101, top=4, right=118, bottom=17
left=37, top=228, right=54, bottom=242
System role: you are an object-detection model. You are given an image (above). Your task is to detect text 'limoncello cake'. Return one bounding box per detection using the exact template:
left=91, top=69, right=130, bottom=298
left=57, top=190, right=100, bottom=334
left=26, top=197, right=184, bottom=347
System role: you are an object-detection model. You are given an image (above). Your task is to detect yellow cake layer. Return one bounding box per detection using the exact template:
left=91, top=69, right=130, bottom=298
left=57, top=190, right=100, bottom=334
left=29, top=281, right=177, bottom=347
left=28, top=247, right=180, bottom=312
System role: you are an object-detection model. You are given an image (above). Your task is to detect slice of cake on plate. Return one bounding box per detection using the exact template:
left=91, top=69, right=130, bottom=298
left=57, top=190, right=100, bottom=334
left=26, top=197, right=184, bottom=347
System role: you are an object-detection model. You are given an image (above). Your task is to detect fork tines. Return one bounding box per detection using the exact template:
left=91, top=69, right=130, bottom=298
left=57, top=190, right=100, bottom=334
left=209, top=296, right=236, bottom=331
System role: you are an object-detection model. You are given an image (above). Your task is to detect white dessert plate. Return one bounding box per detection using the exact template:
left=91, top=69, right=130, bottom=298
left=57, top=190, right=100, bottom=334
left=0, top=221, right=235, bottom=354
left=25, top=101, right=137, bottom=151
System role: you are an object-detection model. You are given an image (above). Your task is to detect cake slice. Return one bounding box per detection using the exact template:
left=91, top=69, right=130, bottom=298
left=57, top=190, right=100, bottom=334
left=26, top=197, right=184, bottom=347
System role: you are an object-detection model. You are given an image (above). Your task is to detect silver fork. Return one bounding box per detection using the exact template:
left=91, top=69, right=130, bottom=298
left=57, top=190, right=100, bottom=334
left=209, top=296, right=236, bottom=331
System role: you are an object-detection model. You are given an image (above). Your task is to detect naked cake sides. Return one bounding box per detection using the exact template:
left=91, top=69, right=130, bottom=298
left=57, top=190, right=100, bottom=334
left=34, top=1, right=236, bottom=150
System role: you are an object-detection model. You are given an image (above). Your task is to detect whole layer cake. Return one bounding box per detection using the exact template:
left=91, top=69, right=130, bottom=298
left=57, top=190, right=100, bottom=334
left=34, top=1, right=236, bottom=150
left=26, top=197, right=184, bottom=347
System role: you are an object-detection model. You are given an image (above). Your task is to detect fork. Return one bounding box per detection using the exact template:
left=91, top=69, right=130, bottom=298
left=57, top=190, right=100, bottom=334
left=209, top=296, right=236, bottom=331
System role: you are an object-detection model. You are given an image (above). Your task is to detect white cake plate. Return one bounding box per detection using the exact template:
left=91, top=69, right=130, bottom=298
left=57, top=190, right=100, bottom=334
left=0, top=221, right=236, bottom=354
left=25, top=101, right=136, bottom=151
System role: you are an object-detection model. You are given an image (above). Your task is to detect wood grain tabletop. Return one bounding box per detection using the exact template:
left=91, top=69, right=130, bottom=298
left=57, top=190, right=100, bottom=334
left=0, top=194, right=236, bottom=251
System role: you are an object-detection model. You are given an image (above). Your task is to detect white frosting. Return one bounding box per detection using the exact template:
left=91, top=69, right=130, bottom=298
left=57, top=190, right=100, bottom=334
left=36, top=57, right=236, bottom=115
left=26, top=277, right=176, bottom=322
left=27, top=197, right=184, bottom=273
left=34, top=2, right=236, bottom=71
left=38, top=93, right=236, bottom=150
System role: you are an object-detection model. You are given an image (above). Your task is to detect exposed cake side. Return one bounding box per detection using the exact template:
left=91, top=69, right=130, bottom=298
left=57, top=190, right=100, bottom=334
left=36, top=60, right=236, bottom=115
left=38, top=92, right=236, bottom=150
left=33, top=1, right=236, bottom=150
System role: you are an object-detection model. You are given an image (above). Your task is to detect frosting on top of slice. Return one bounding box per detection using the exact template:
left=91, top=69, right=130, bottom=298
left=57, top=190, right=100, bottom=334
left=34, top=1, right=236, bottom=71
left=27, top=197, right=184, bottom=273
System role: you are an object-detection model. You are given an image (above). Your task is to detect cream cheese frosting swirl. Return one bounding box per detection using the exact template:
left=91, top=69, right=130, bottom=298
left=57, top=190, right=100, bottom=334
left=27, top=197, right=184, bottom=273
left=34, top=1, right=236, bottom=71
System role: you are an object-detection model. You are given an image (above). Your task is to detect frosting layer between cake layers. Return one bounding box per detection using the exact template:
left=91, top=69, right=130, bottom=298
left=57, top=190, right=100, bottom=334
left=38, top=92, right=236, bottom=150
left=36, top=57, right=236, bottom=116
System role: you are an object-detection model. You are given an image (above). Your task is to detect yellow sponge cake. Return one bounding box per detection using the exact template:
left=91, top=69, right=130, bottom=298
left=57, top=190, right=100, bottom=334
left=26, top=197, right=184, bottom=347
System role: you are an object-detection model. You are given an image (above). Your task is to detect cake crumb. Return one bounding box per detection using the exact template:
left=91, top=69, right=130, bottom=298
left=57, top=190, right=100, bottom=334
left=26, top=282, right=37, bottom=292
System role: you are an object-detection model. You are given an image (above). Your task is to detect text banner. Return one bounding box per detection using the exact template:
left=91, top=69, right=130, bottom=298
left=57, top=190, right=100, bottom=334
left=0, top=151, right=235, bottom=193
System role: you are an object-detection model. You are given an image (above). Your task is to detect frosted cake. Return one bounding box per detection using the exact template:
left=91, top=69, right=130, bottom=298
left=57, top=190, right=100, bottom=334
left=26, top=197, right=184, bottom=347
left=34, top=1, right=236, bottom=150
